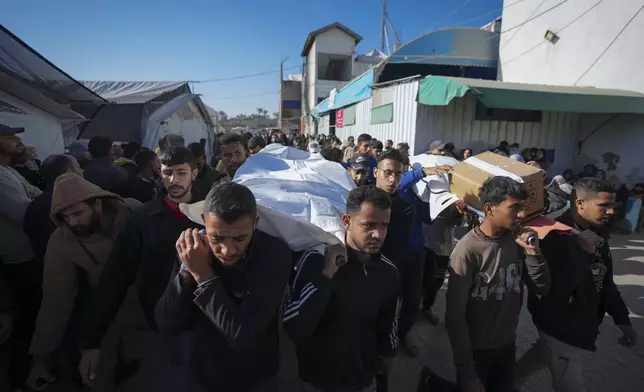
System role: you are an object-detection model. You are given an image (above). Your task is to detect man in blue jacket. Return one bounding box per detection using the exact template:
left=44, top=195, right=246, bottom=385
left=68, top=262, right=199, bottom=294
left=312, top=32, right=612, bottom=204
left=396, top=158, right=452, bottom=356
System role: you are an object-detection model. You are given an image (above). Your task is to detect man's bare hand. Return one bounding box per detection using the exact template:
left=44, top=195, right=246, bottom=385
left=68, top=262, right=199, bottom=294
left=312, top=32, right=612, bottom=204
left=322, top=243, right=347, bottom=278
left=422, top=165, right=453, bottom=176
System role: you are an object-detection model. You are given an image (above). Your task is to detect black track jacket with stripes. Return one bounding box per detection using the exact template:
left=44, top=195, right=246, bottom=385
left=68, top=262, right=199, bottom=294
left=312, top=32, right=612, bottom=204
left=283, top=246, right=401, bottom=391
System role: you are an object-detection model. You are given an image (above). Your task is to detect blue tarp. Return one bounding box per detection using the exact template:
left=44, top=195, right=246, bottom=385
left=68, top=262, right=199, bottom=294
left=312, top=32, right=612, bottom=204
left=312, top=69, right=374, bottom=117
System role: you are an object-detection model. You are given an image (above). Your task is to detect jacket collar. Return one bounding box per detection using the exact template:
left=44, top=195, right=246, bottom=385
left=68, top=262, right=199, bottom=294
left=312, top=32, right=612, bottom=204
left=346, top=241, right=381, bottom=266
left=560, top=209, right=609, bottom=239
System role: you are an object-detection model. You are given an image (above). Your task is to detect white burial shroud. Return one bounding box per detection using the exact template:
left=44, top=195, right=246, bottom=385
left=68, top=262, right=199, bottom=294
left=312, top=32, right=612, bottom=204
left=408, top=153, right=461, bottom=220
left=180, top=144, right=355, bottom=256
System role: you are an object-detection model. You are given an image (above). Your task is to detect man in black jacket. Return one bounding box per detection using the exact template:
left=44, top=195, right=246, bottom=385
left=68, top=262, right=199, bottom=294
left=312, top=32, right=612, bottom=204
left=514, top=177, right=638, bottom=391
left=156, top=181, right=292, bottom=392
left=374, top=149, right=416, bottom=363
left=77, top=147, right=204, bottom=389
left=283, top=185, right=400, bottom=392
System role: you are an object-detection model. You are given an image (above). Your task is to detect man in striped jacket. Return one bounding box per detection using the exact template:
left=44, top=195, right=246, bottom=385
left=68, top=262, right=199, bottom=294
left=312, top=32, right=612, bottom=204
left=283, top=186, right=400, bottom=392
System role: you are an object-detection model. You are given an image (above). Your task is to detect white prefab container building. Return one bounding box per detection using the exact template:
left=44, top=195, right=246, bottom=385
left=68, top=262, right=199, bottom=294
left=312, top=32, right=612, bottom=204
left=323, top=75, right=644, bottom=179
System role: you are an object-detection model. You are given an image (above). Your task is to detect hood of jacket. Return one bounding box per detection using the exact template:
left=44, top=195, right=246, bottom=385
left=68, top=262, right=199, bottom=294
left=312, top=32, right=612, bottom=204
left=114, top=157, right=135, bottom=167
left=50, top=172, right=122, bottom=225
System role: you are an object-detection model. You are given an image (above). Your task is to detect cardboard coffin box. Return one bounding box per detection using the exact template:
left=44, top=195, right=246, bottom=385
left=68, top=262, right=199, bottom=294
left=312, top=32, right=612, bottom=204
left=449, top=151, right=544, bottom=218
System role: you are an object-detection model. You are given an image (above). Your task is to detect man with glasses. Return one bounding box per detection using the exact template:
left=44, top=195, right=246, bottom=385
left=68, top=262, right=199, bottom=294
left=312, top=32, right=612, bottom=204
left=373, top=149, right=415, bottom=391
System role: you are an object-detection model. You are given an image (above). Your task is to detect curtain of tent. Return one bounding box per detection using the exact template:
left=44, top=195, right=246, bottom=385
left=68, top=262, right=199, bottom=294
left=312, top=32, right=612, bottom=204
left=141, top=93, right=198, bottom=149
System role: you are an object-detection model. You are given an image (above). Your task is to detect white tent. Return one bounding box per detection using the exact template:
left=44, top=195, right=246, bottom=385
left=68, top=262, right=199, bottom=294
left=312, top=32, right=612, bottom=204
left=77, top=81, right=215, bottom=153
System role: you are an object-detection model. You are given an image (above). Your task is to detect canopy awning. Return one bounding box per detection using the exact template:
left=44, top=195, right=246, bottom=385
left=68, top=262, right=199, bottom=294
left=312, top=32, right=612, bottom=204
left=418, top=76, right=644, bottom=114
left=312, top=69, right=374, bottom=117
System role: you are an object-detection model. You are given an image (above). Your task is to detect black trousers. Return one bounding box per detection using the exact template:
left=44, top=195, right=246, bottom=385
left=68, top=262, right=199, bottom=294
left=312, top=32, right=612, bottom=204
left=422, top=249, right=449, bottom=310
left=458, top=342, right=516, bottom=392
left=4, top=260, right=43, bottom=388
left=377, top=251, right=424, bottom=392
left=393, top=250, right=424, bottom=340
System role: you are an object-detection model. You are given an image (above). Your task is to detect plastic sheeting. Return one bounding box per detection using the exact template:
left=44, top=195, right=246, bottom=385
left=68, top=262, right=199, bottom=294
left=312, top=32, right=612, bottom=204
left=142, top=93, right=197, bottom=149
left=409, top=153, right=461, bottom=220
left=234, top=144, right=356, bottom=240
left=81, top=81, right=188, bottom=104
left=179, top=144, right=355, bottom=253
left=0, top=26, right=105, bottom=106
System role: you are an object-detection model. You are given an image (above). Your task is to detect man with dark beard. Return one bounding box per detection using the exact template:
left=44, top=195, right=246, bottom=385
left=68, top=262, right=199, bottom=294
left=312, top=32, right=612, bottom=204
left=78, top=147, right=204, bottom=391
left=26, top=173, right=141, bottom=389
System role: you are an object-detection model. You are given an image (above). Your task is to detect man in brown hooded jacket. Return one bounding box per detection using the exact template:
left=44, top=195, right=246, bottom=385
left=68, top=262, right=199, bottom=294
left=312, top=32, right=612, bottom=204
left=26, top=173, right=141, bottom=389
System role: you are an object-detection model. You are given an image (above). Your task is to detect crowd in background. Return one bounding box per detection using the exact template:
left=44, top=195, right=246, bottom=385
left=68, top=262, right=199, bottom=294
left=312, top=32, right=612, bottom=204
left=0, top=123, right=641, bottom=392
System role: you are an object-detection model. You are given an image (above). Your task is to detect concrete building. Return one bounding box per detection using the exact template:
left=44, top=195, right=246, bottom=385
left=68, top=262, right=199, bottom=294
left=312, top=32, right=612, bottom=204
left=499, top=0, right=644, bottom=182
left=301, top=22, right=363, bottom=134
left=279, top=78, right=302, bottom=131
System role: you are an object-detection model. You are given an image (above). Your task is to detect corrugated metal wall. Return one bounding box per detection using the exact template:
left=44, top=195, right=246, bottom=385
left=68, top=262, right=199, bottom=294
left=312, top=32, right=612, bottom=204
left=334, top=80, right=420, bottom=150
left=336, top=98, right=371, bottom=140
left=416, top=94, right=580, bottom=174
left=317, top=113, right=330, bottom=135
left=371, top=80, right=419, bottom=150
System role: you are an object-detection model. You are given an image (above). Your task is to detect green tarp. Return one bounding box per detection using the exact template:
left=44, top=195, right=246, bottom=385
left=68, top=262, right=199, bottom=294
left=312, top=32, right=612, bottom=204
left=417, top=76, right=644, bottom=114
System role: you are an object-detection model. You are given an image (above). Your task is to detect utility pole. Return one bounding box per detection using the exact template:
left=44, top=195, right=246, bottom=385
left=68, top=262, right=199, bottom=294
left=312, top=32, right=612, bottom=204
left=278, top=55, right=289, bottom=131
left=380, top=0, right=387, bottom=53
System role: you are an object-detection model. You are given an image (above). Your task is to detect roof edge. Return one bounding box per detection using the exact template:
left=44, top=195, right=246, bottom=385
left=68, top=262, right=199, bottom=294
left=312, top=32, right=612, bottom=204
left=301, top=22, right=363, bottom=57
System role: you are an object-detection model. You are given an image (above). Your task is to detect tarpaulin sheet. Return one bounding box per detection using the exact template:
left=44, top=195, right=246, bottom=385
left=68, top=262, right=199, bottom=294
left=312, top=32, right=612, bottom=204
left=81, top=81, right=188, bottom=104
left=418, top=75, right=644, bottom=114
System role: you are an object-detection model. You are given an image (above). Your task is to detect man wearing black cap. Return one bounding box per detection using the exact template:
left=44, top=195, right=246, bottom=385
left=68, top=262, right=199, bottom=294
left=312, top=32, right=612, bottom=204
left=348, top=152, right=371, bottom=187
left=0, top=124, right=43, bottom=389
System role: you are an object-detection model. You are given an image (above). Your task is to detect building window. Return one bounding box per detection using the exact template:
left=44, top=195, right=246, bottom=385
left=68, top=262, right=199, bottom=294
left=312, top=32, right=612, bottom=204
left=344, top=105, right=356, bottom=126
left=317, top=53, right=352, bottom=81
left=371, top=103, right=393, bottom=124
left=475, top=101, right=542, bottom=123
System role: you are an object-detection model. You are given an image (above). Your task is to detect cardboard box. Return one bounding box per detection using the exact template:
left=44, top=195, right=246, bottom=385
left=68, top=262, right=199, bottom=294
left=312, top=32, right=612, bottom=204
left=449, top=151, right=544, bottom=218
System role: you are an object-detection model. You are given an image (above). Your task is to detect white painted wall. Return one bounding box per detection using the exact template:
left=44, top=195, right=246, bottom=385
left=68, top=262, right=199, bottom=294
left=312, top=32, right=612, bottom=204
left=575, top=113, right=644, bottom=184
left=0, top=89, right=65, bottom=160
left=302, top=27, right=358, bottom=134
left=314, top=28, right=357, bottom=58
left=500, top=0, right=644, bottom=93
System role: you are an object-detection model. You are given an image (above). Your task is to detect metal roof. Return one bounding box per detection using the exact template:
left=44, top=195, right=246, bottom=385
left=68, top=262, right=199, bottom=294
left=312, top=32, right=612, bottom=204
left=383, top=27, right=499, bottom=68
left=418, top=76, right=644, bottom=114
left=301, top=22, right=363, bottom=57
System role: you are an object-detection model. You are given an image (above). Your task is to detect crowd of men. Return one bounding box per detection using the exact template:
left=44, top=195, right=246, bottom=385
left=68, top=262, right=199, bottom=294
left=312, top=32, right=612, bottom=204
left=0, top=122, right=639, bottom=392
